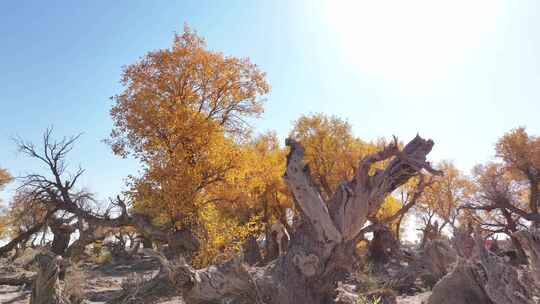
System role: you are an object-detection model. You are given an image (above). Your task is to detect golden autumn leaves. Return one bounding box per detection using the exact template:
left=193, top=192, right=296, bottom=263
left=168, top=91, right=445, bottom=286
left=103, top=26, right=540, bottom=266
left=105, top=26, right=412, bottom=266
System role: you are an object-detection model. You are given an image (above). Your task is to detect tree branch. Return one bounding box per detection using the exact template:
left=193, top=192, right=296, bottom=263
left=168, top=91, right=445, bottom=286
left=283, top=139, right=342, bottom=243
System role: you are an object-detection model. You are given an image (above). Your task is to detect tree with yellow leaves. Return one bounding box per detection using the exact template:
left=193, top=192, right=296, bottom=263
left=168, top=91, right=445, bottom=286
left=463, top=128, right=540, bottom=263
left=0, top=168, right=9, bottom=189
left=495, top=127, right=540, bottom=225
left=289, top=113, right=430, bottom=265
left=289, top=114, right=416, bottom=230
left=108, top=25, right=270, bottom=262
left=289, top=114, right=375, bottom=200
left=0, top=168, right=12, bottom=238
left=415, top=161, right=471, bottom=246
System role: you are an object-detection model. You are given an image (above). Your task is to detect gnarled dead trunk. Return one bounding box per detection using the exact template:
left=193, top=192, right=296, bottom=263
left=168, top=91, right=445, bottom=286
left=428, top=228, right=537, bottom=304
left=514, top=228, right=540, bottom=282
left=451, top=225, right=475, bottom=259
left=387, top=239, right=457, bottom=291
left=427, top=259, right=491, bottom=304
left=118, top=135, right=440, bottom=304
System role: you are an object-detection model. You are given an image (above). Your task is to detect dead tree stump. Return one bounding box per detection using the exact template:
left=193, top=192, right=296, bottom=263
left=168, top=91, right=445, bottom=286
left=30, top=251, right=70, bottom=304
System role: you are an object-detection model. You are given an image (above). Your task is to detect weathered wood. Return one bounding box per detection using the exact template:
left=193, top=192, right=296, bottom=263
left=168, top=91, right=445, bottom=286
left=451, top=225, right=475, bottom=259
left=514, top=228, right=540, bottom=282
left=387, top=240, right=457, bottom=291
left=367, top=226, right=400, bottom=266
left=283, top=139, right=342, bottom=244
left=242, top=235, right=262, bottom=265
left=49, top=218, right=76, bottom=256
left=428, top=228, right=537, bottom=304
left=30, top=251, right=70, bottom=304
left=475, top=229, right=534, bottom=304
left=427, top=259, right=491, bottom=304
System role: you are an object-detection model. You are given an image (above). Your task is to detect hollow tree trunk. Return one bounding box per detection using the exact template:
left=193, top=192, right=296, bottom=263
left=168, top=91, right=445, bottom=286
left=122, top=135, right=439, bottom=304
left=51, top=234, right=70, bottom=256
left=49, top=221, right=75, bottom=257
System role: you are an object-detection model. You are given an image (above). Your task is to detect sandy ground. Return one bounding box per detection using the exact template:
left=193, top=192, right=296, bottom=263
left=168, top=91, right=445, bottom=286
left=0, top=285, right=29, bottom=304
left=0, top=283, right=430, bottom=304
left=0, top=254, right=429, bottom=304
left=0, top=255, right=170, bottom=304
left=397, top=292, right=431, bottom=304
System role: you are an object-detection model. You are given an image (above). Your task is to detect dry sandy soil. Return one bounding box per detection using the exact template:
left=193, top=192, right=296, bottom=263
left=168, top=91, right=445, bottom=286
left=0, top=253, right=431, bottom=304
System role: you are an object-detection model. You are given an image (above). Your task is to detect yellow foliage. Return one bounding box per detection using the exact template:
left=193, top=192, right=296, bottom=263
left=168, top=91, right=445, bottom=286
left=496, top=127, right=540, bottom=181
left=192, top=203, right=261, bottom=268
left=0, top=188, right=48, bottom=240
left=417, top=161, right=471, bottom=231
left=214, top=132, right=292, bottom=222
left=375, top=196, right=402, bottom=234
left=108, top=25, right=270, bottom=233
left=290, top=113, right=377, bottom=199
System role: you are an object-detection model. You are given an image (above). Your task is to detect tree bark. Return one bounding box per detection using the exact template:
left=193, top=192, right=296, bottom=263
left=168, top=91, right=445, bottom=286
left=242, top=235, right=263, bottom=265
left=427, top=259, right=492, bottom=304
left=514, top=228, right=540, bottom=282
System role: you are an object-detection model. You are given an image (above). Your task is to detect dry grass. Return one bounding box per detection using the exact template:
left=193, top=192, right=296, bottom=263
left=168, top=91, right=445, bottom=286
left=120, top=273, right=148, bottom=304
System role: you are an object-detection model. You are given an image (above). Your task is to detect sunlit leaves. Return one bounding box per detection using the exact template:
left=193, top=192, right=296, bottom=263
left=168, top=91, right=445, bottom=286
left=290, top=113, right=376, bottom=199
left=416, top=161, right=472, bottom=232
left=376, top=196, right=402, bottom=234
left=107, top=25, right=271, bottom=266
left=496, top=127, right=540, bottom=180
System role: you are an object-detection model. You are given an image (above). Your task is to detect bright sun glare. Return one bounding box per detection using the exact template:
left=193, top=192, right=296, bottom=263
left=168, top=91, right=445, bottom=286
left=323, top=0, right=502, bottom=84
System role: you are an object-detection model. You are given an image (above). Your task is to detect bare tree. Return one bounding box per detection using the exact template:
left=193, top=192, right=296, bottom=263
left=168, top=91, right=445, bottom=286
left=1, top=128, right=199, bottom=258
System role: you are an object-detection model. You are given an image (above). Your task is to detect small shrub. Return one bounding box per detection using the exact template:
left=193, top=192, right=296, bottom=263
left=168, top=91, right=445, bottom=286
left=93, top=248, right=112, bottom=264
left=356, top=294, right=382, bottom=304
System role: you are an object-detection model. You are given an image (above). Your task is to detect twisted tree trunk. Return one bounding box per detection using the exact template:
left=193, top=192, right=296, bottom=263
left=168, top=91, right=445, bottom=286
left=118, top=135, right=439, bottom=304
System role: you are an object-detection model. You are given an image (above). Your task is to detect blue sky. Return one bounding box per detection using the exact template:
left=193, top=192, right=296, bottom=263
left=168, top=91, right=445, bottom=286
left=1, top=0, right=540, bottom=205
